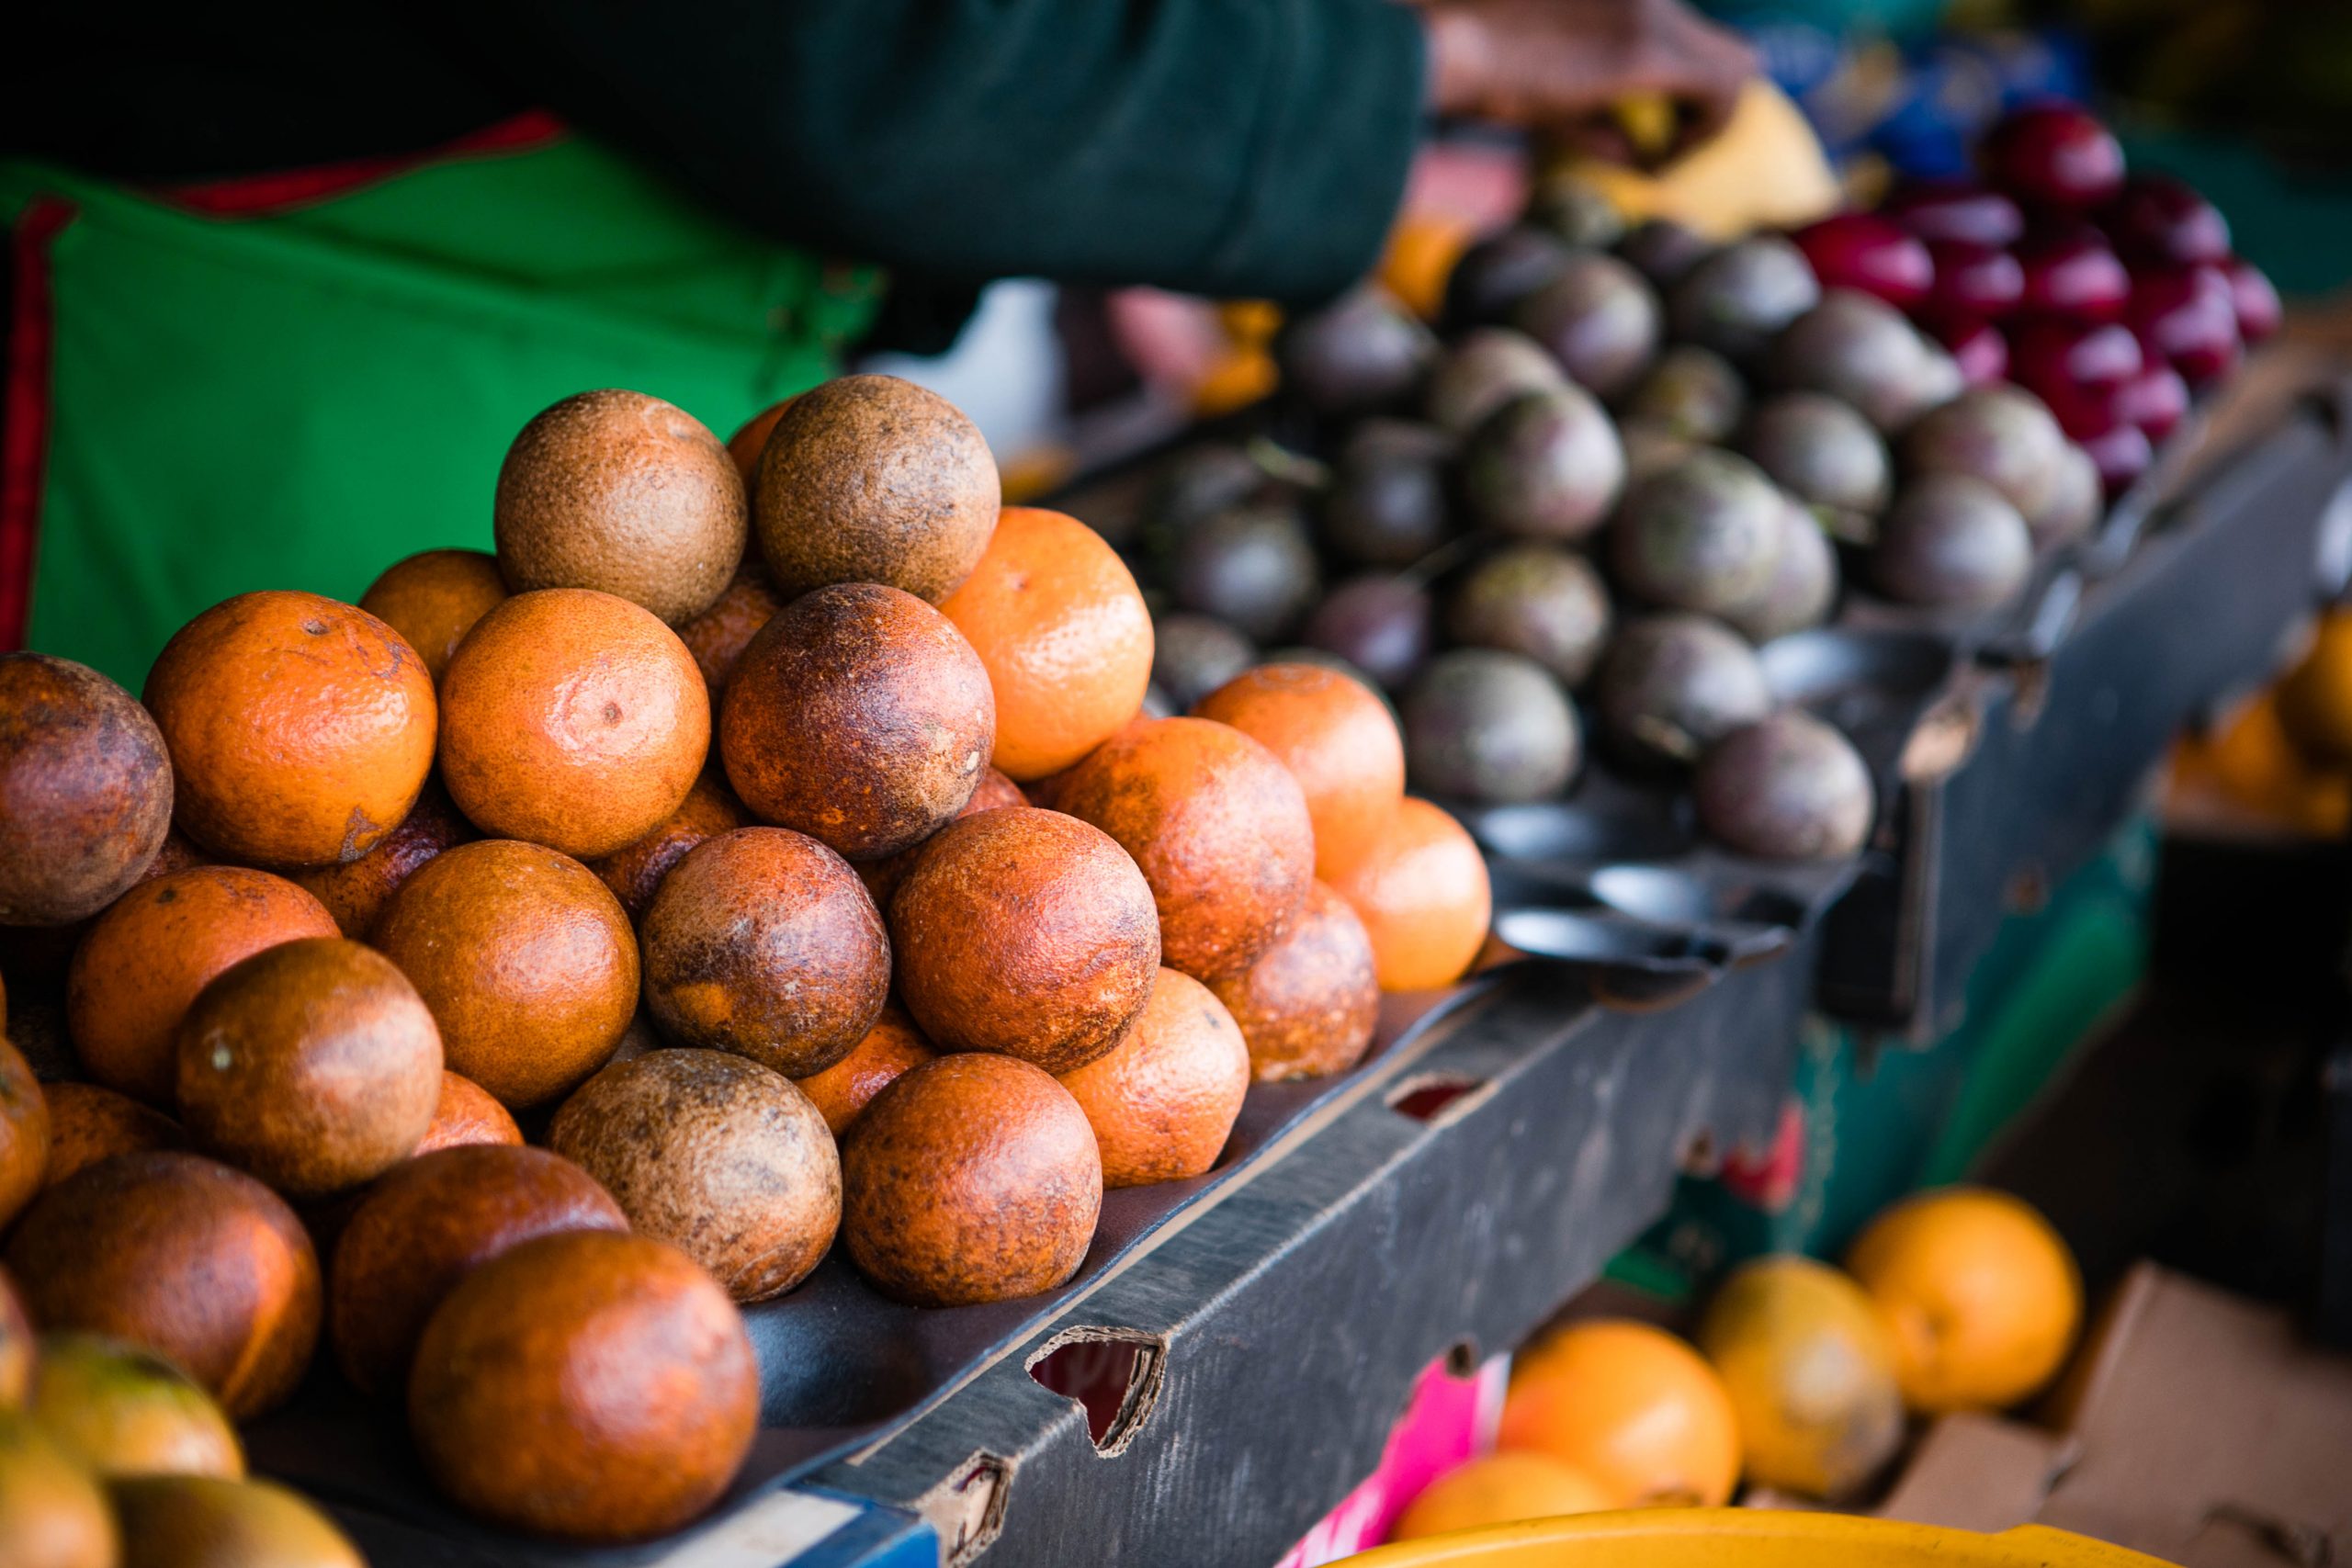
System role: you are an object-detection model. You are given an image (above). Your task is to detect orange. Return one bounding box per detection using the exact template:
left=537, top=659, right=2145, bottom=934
left=373, top=839, right=639, bottom=1110
left=1327, top=797, right=1491, bottom=992
left=1696, top=1256, right=1904, bottom=1499
left=854, top=763, right=1027, bottom=913
left=939, top=506, right=1154, bottom=781
left=0, top=1035, right=47, bottom=1232
left=437, top=588, right=709, bottom=860
left=1389, top=1452, right=1611, bottom=1541
left=0, top=651, right=174, bottom=926
left=67, top=866, right=340, bottom=1104
left=793, top=1007, right=934, bottom=1135
left=414, top=1071, right=524, bottom=1154
left=676, top=559, right=784, bottom=713
left=726, top=397, right=797, bottom=484
left=144, top=591, right=437, bottom=867
left=6, top=1151, right=321, bottom=1418
left=40, top=1083, right=187, bottom=1190
left=1498, top=1319, right=1741, bottom=1507
left=2278, top=606, right=2352, bottom=768
left=587, top=770, right=749, bottom=920
left=358, top=549, right=509, bottom=683
left=287, top=775, right=474, bottom=940
left=1193, top=662, right=1406, bottom=879
left=1381, top=210, right=1476, bottom=321
left=174, top=937, right=445, bottom=1200
left=1207, top=881, right=1381, bottom=1081
left=1053, top=716, right=1316, bottom=982
left=1056, top=967, right=1250, bottom=1188
left=2170, top=690, right=2352, bottom=837
left=1845, top=1185, right=2081, bottom=1414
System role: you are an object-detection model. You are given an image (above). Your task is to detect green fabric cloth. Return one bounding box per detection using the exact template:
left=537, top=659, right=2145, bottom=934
left=5, top=133, right=880, bottom=688
left=1612, top=817, right=2156, bottom=1298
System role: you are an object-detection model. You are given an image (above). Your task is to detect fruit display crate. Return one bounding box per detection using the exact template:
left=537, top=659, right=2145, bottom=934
left=1818, top=357, right=2352, bottom=1037
left=252, top=936, right=1809, bottom=1568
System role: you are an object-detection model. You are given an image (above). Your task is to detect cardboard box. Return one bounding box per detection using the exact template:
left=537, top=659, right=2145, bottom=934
left=1878, top=1264, right=2352, bottom=1566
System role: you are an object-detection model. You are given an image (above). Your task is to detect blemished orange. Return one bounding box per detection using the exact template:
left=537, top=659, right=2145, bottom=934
left=1326, top=797, right=1491, bottom=992
left=143, top=591, right=437, bottom=867
left=1845, top=1186, right=2082, bottom=1415
left=676, top=560, right=785, bottom=714
left=1052, top=716, right=1316, bottom=982
left=1696, top=1256, right=1905, bottom=1499
left=1193, top=662, right=1406, bottom=879
left=2277, top=607, right=2352, bottom=769
left=1498, top=1319, right=1741, bottom=1507
left=66, top=866, right=341, bottom=1104
left=358, top=549, right=510, bottom=683
left=726, top=397, right=797, bottom=485
left=1055, top=967, right=1250, bottom=1188
left=437, top=588, right=709, bottom=861
left=938, top=506, right=1154, bottom=782
left=1388, top=1452, right=1611, bottom=1541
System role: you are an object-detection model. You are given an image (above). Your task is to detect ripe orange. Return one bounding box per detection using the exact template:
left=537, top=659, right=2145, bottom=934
left=676, top=559, right=784, bottom=714
left=1207, top=881, right=1381, bottom=1081
left=1696, top=1256, right=1904, bottom=1499
left=0, top=1035, right=48, bottom=1231
left=1193, top=662, right=1406, bottom=879
left=793, top=1007, right=934, bottom=1135
left=358, top=549, right=509, bottom=683
left=1056, top=967, right=1250, bottom=1187
left=144, top=592, right=437, bottom=867
left=437, top=589, right=709, bottom=860
left=938, top=506, right=1153, bottom=781
left=587, top=770, right=748, bottom=920
left=2278, top=606, right=2352, bottom=768
left=1498, top=1319, right=1741, bottom=1507
left=1389, top=1452, right=1611, bottom=1541
left=726, top=397, right=797, bottom=484
left=373, top=839, right=639, bottom=1110
left=414, top=1071, right=524, bottom=1154
left=1845, top=1186, right=2082, bottom=1414
left=67, top=866, right=340, bottom=1104
left=1053, top=716, right=1316, bottom=981
left=287, top=775, right=474, bottom=940
left=1326, top=797, right=1491, bottom=991
left=40, top=1082, right=187, bottom=1190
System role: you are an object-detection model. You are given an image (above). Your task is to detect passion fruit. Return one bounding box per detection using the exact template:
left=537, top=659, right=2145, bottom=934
left=1624, top=345, right=1747, bottom=444
left=1442, top=227, right=1574, bottom=333
left=1322, top=420, right=1454, bottom=568
left=1771, top=290, right=1954, bottom=433
left=1276, top=290, right=1437, bottom=416
left=1461, top=386, right=1626, bottom=542
left=1871, top=476, right=2033, bottom=609
left=1617, top=218, right=1715, bottom=291
left=1512, top=252, right=1662, bottom=400
left=1611, top=449, right=1787, bottom=616
left=1728, top=499, right=1840, bottom=644
left=1670, top=235, right=1821, bottom=364
left=1444, top=546, right=1613, bottom=688
left=1898, top=385, right=2068, bottom=520
left=1401, top=651, right=1580, bottom=804
left=1169, top=502, right=1321, bottom=642
left=1593, top=614, right=1774, bottom=769
left=1694, top=712, right=1874, bottom=860
left=1741, top=392, right=1893, bottom=522
left=1150, top=615, right=1259, bottom=714
left=2029, top=441, right=2103, bottom=547
left=1301, top=576, right=1433, bottom=692
left=1422, top=328, right=1567, bottom=439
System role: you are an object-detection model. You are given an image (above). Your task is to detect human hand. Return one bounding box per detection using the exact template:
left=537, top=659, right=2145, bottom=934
left=1419, top=0, right=1757, bottom=161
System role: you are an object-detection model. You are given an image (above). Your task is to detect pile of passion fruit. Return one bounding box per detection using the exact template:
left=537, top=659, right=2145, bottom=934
left=0, top=369, right=1478, bottom=1551
left=1129, top=101, right=2277, bottom=863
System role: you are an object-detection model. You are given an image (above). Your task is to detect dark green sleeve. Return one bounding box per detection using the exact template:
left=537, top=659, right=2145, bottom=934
left=435, top=0, right=1428, bottom=303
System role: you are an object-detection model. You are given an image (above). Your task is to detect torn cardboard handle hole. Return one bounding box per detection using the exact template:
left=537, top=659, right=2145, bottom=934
left=914, top=1450, right=1013, bottom=1568
left=1026, top=1328, right=1167, bottom=1456
left=1387, top=1073, right=1487, bottom=1124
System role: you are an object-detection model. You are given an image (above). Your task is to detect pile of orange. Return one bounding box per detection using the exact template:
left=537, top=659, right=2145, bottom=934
left=0, top=372, right=1498, bottom=1548
left=2169, top=604, right=2352, bottom=836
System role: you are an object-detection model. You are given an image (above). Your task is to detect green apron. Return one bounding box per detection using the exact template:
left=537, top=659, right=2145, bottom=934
left=2, top=121, right=882, bottom=688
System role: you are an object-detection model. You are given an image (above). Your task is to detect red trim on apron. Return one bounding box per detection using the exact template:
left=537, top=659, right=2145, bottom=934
left=150, top=109, right=566, bottom=219
left=1, top=197, right=75, bottom=651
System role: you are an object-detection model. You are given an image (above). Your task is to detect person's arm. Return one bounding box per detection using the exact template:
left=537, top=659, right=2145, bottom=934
left=423, top=0, right=1427, bottom=304
left=421, top=0, right=1752, bottom=304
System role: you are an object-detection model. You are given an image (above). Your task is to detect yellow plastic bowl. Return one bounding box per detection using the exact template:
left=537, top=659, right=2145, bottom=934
left=1344, top=1509, right=2174, bottom=1568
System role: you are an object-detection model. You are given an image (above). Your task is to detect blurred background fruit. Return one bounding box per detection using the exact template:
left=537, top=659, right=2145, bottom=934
left=1498, top=1318, right=1742, bottom=1507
